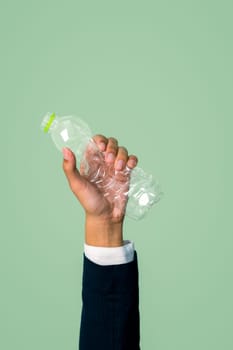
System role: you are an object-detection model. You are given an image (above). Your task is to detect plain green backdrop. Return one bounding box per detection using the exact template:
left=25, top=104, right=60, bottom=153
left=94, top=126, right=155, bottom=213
left=1, top=1, right=232, bottom=349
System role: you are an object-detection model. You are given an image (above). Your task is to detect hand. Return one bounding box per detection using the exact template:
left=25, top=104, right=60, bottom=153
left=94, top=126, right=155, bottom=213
left=62, top=135, right=138, bottom=246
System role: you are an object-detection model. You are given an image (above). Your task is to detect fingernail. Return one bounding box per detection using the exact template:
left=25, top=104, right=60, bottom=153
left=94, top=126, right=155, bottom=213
left=99, top=142, right=106, bottom=151
left=128, top=159, right=136, bottom=168
left=106, top=152, right=115, bottom=163
left=62, top=148, right=71, bottom=161
left=115, top=159, right=124, bottom=170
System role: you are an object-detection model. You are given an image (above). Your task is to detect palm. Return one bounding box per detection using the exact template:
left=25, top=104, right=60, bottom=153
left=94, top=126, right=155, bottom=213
left=78, top=154, right=130, bottom=220
left=63, top=137, right=137, bottom=223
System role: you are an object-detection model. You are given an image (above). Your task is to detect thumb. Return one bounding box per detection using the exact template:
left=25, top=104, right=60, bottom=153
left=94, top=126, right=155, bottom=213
left=62, top=148, right=83, bottom=191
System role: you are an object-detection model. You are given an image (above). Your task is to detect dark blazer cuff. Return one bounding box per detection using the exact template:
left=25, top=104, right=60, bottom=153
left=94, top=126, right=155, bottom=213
left=82, top=251, right=139, bottom=295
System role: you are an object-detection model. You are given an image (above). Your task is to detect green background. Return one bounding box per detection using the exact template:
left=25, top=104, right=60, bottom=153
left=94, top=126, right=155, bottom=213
left=1, top=1, right=232, bottom=349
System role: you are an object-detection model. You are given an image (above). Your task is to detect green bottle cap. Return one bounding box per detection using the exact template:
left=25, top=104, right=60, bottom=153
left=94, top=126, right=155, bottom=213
left=43, top=112, right=56, bottom=133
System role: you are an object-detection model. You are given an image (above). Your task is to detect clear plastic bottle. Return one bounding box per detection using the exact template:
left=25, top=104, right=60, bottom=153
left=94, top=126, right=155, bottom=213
left=41, top=112, right=162, bottom=220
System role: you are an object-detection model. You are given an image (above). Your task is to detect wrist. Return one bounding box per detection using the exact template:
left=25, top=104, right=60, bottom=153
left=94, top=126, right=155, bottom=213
left=85, top=214, right=123, bottom=247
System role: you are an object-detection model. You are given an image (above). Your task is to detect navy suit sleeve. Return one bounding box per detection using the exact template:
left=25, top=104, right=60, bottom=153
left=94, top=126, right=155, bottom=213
left=79, top=252, right=140, bottom=350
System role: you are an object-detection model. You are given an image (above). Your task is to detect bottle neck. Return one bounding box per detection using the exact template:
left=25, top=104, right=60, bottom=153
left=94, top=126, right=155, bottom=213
left=42, top=112, right=58, bottom=133
left=47, top=118, right=58, bottom=133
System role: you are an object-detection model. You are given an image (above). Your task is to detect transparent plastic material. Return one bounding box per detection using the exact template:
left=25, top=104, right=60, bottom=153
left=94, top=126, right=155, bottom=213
left=41, top=112, right=162, bottom=220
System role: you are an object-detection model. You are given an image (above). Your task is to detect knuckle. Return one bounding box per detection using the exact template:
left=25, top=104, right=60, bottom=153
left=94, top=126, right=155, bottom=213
left=93, top=134, right=107, bottom=143
left=106, top=137, right=118, bottom=154
left=62, top=162, right=68, bottom=172
left=108, top=137, right=118, bottom=145
left=118, top=146, right=128, bottom=155
left=69, top=183, right=76, bottom=193
left=67, top=177, right=76, bottom=192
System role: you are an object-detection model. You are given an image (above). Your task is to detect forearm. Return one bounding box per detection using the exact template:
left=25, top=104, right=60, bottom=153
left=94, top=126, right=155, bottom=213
left=85, top=214, right=124, bottom=247
left=82, top=218, right=140, bottom=349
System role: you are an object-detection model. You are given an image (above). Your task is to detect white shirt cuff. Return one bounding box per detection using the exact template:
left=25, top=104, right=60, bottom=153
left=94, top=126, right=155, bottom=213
left=84, top=240, right=135, bottom=266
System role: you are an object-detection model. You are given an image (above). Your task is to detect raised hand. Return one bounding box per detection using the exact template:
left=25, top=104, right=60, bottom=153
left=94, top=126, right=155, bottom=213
left=62, top=135, right=138, bottom=246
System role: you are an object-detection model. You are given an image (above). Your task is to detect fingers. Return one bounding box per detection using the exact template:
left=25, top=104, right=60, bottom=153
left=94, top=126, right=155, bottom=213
left=114, top=146, right=128, bottom=170
left=127, top=155, right=138, bottom=169
left=62, top=148, right=83, bottom=192
left=105, top=137, right=118, bottom=163
left=93, top=135, right=118, bottom=163
left=92, top=134, right=108, bottom=152
left=93, top=135, right=138, bottom=171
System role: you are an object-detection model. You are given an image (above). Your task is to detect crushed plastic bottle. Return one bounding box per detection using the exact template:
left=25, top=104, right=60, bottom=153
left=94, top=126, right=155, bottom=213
left=41, top=112, right=162, bottom=220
